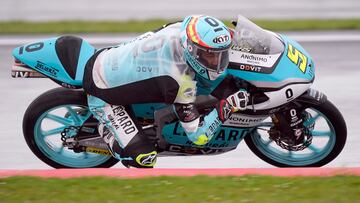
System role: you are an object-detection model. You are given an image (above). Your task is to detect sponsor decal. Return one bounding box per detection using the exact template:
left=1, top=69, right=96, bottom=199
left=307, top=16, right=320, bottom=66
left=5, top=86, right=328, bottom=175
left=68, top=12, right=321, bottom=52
left=110, top=106, right=137, bottom=135
left=107, top=105, right=138, bottom=146
left=206, top=117, right=222, bottom=136
left=34, top=61, right=59, bottom=77
left=290, top=119, right=303, bottom=127
left=240, top=53, right=268, bottom=63
left=229, top=52, right=282, bottom=74
left=229, top=50, right=282, bottom=72
left=287, top=44, right=308, bottom=73
left=168, top=145, right=229, bottom=155
left=12, top=71, right=29, bottom=78
left=231, top=44, right=251, bottom=52
left=223, top=114, right=267, bottom=127
left=171, top=122, right=246, bottom=148
left=136, top=66, right=157, bottom=72
left=233, top=64, right=262, bottom=72
left=213, top=35, right=230, bottom=44
left=289, top=109, right=303, bottom=127
left=85, top=147, right=112, bottom=156
left=228, top=53, right=271, bottom=73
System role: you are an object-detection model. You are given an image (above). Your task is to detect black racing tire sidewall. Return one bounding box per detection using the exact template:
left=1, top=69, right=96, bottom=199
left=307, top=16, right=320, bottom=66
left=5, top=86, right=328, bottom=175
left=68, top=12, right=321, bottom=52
left=244, top=99, right=347, bottom=167
left=22, top=87, right=119, bottom=168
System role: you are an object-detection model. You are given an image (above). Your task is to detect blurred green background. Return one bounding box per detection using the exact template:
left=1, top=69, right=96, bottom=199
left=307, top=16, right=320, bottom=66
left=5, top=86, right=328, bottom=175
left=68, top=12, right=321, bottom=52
left=1, top=175, right=360, bottom=203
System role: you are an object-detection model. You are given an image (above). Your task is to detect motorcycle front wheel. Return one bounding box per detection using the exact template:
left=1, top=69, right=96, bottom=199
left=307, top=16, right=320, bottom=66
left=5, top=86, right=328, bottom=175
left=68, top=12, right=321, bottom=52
left=245, top=99, right=347, bottom=167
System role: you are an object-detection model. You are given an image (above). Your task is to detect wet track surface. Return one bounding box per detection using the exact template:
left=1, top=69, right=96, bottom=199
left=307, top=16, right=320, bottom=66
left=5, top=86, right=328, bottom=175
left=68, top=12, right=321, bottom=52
left=0, top=32, right=359, bottom=169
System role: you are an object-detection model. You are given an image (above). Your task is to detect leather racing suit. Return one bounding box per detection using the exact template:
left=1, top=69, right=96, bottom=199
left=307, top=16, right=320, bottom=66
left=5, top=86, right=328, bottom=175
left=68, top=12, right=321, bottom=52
left=83, top=23, right=242, bottom=168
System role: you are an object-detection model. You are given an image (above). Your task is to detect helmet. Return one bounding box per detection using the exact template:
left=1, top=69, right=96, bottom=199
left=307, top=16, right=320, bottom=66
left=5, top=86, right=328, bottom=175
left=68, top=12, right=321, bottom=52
left=180, top=15, right=232, bottom=80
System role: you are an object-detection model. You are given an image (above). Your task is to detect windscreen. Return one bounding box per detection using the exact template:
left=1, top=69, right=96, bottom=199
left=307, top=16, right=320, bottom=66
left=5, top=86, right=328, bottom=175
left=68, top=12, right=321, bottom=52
left=233, top=15, right=284, bottom=55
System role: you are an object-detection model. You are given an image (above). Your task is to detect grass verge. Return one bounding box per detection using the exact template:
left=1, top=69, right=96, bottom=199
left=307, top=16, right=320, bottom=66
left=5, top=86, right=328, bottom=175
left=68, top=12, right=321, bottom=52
left=0, top=19, right=360, bottom=34
left=1, top=175, right=360, bottom=203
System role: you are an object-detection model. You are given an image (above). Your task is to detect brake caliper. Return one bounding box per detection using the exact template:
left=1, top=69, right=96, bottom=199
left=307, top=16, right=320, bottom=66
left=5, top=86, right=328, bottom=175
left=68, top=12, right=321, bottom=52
left=269, top=107, right=313, bottom=151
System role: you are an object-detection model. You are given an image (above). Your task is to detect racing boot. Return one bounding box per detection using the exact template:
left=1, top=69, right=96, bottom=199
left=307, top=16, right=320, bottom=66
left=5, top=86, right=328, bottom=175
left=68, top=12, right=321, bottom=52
left=98, top=123, right=157, bottom=168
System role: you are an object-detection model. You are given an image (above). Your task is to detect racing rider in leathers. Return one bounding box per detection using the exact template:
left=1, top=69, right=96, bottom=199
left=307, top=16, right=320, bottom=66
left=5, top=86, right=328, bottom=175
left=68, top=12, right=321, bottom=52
left=83, top=15, right=249, bottom=168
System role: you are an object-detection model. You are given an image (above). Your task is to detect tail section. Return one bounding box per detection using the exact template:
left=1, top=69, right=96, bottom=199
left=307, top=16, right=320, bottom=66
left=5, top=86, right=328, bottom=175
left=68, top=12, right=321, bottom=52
left=12, top=36, right=96, bottom=89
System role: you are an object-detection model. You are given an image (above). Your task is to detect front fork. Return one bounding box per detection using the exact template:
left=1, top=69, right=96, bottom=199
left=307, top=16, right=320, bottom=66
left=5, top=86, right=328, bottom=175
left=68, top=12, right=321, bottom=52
left=268, top=89, right=327, bottom=150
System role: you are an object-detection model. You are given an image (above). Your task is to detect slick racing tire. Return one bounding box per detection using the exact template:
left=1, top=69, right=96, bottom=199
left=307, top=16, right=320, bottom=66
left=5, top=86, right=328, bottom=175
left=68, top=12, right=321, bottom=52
left=245, top=99, right=347, bottom=167
left=23, top=87, right=119, bottom=168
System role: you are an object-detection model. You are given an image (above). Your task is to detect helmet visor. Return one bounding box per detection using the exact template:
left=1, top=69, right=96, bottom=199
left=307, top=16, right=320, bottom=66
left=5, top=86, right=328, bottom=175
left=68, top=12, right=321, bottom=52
left=189, top=42, right=230, bottom=73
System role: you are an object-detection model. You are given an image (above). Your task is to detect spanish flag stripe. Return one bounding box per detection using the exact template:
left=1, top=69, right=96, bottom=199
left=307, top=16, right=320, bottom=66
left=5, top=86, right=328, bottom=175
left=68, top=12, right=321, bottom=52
left=186, top=17, right=210, bottom=48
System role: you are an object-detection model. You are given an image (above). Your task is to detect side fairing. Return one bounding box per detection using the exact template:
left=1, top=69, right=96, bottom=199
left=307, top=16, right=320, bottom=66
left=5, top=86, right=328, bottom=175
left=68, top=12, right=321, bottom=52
left=132, top=103, right=167, bottom=118
left=161, top=121, right=247, bottom=149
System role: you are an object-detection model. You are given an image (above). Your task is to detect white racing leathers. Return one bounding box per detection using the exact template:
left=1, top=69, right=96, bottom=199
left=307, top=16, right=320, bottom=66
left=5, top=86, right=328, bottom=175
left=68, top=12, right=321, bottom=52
left=84, top=23, right=229, bottom=166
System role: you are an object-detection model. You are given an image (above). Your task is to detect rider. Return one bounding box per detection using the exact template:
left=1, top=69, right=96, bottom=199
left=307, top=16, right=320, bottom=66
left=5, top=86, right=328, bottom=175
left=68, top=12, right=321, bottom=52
left=83, top=15, right=249, bottom=168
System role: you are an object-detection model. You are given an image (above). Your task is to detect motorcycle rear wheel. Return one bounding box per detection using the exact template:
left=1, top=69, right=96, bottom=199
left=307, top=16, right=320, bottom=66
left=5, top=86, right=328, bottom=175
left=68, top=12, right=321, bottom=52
left=245, top=99, right=347, bottom=167
left=23, top=87, right=119, bottom=168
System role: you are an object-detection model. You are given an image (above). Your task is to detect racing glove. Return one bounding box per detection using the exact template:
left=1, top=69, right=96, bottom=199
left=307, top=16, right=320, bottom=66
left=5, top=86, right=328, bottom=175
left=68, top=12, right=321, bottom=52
left=226, top=89, right=249, bottom=112
left=215, top=99, right=233, bottom=122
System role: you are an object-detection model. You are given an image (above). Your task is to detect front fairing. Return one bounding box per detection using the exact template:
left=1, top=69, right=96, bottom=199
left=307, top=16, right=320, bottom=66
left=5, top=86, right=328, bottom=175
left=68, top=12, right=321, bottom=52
left=227, top=15, right=315, bottom=89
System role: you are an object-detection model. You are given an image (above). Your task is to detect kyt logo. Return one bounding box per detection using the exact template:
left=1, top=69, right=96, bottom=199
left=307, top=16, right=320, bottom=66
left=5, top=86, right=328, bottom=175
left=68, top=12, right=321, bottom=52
left=213, top=35, right=229, bottom=44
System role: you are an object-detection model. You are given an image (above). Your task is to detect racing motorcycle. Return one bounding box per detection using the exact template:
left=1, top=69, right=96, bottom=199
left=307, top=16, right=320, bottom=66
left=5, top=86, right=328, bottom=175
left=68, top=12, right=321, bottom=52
left=11, top=15, right=346, bottom=168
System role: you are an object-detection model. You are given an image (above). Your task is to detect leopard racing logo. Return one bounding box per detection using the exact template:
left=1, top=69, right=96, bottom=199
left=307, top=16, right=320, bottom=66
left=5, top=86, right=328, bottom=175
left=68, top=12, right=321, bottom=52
left=106, top=105, right=138, bottom=146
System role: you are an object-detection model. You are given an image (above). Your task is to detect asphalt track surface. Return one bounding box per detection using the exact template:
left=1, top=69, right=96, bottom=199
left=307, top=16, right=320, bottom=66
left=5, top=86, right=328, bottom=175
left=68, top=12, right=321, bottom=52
left=0, top=31, right=359, bottom=169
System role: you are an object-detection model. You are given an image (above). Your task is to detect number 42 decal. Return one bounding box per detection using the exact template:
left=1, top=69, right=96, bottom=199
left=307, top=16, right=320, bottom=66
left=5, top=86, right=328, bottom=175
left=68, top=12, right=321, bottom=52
left=287, top=44, right=308, bottom=73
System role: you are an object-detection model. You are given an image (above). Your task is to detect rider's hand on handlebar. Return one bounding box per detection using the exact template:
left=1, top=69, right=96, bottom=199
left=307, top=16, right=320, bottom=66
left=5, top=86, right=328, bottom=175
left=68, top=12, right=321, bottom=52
left=226, top=89, right=249, bottom=112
